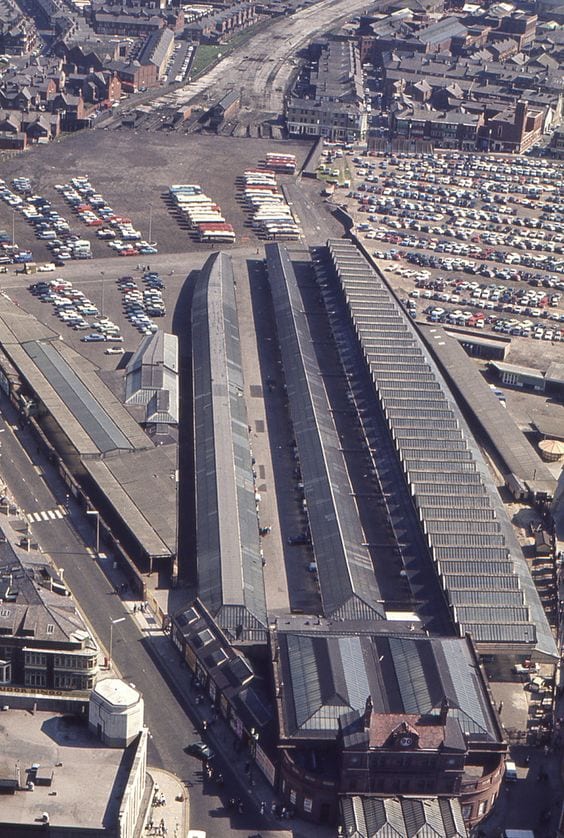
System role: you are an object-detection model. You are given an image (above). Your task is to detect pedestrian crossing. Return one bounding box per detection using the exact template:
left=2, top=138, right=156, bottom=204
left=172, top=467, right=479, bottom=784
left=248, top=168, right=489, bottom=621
left=25, top=507, right=67, bottom=524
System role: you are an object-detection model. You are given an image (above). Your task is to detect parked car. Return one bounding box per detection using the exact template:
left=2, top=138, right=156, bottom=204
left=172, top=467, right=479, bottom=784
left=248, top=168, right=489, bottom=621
left=185, top=742, right=214, bottom=761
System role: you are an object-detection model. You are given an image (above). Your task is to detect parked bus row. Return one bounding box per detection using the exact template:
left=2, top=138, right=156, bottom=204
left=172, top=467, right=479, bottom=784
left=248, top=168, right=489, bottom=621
left=239, top=169, right=301, bottom=241
left=168, top=184, right=235, bottom=243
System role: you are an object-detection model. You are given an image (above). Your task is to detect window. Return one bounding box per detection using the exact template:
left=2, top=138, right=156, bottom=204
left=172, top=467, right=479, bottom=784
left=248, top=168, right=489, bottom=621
left=478, top=800, right=487, bottom=816
left=303, top=798, right=312, bottom=813
left=289, top=789, right=296, bottom=805
left=25, top=652, right=46, bottom=667
left=54, top=673, right=79, bottom=689
left=25, top=671, right=46, bottom=687
left=462, top=804, right=472, bottom=820
left=0, top=660, right=11, bottom=684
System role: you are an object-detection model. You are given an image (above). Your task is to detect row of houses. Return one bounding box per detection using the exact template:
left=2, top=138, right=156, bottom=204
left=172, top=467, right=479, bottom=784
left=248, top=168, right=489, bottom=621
left=0, top=24, right=178, bottom=148
left=0, top=0, right=39, bottom=56
left=285, top=40, right=368, bottom=142
left=355, top=1, right=563, bottom=152
left=89, top=0, right=185, bottom=36
left=184, top=1, right=258, bottom=43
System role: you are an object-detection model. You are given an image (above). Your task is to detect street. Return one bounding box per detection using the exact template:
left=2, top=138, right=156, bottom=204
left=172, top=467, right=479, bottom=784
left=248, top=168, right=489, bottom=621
left=0, top=396, right=302, bottom=837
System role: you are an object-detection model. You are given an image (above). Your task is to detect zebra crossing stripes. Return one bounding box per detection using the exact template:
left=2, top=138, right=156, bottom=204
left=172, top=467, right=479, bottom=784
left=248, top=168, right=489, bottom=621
left=25, top=508, right=66, bottom=524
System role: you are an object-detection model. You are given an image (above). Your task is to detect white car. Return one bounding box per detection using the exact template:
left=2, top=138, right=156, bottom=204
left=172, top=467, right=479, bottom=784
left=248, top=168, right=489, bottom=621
left=105, top=346, right=125, bottom=355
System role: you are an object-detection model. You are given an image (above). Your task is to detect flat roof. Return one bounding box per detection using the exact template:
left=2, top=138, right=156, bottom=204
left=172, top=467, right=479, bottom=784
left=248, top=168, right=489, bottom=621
left=0, top=707, right=128, bottom=829
left=489, top=360, right=545, bottom=381
left=266, top=243, right=385, bottom=622
left=421, top=327, right=555, bottom=498
left=327, top=239, right=557, bottom=660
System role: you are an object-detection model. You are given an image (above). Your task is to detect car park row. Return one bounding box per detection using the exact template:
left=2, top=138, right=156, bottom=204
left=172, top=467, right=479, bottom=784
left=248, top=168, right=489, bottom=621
left=345, top=151, right=564, bottom=344
left=117, top=272, right=166, bottom=335
left=27, top=269, right=165, bottom=350
left=1, top=176, right=87, bottom=264
left=56, top=177, right=158, bottom=257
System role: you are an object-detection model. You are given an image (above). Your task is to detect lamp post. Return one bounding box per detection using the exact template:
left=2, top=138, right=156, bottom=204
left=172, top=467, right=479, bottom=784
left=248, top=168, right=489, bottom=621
left=249, top=727, right=259, bottom=787
left=86, top=509, right=100, bottom=554
left=109, top=617, right=125, bottom=667
left=100, top=271, right=105, bottom=317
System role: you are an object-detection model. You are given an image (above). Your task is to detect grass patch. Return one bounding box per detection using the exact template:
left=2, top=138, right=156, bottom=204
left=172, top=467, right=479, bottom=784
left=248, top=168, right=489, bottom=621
left=190, top=45, right=223, bottom=79
left=190, top=19, right=275, bottom=80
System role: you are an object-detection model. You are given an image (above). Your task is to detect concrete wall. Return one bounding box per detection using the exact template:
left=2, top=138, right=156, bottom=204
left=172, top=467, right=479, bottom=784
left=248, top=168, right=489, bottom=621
left=118, top=728, right=148, bottom=838
left=89, top=688, right=144, bottom=747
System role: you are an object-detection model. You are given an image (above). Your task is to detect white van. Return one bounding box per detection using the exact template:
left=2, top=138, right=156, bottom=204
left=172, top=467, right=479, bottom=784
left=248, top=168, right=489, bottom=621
left=504, top=761, right=518, bottom=782
left=187, top=831, right=206, bottom=838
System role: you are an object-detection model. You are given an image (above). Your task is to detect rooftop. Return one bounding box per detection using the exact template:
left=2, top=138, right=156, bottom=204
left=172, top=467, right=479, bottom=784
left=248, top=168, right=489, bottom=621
left=191, top=252, right=267, bottom=644
left=275, top=623, right=501, bottom=744
left=326, top=239, right=557, bottom=660
left=0, top=706, right=129, bottom=829
left=265, top=243, right=385, bottom=622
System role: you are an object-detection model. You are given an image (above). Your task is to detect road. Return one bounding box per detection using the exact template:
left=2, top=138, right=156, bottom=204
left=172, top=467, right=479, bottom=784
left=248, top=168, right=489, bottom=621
left=0, top=400, right=296, bottom=838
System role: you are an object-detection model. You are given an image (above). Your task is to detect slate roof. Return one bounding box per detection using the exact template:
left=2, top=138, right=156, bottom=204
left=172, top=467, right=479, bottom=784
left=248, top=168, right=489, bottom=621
left=265, top=243, right=385, bottom=622
left=125, top=330, right=179, bottom=425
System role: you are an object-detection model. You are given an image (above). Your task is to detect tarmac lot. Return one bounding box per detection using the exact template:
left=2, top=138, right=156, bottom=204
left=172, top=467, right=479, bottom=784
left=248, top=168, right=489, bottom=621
left=339, top=149, right=564, bottom=369
left=0, top=131, right=314, bottom=263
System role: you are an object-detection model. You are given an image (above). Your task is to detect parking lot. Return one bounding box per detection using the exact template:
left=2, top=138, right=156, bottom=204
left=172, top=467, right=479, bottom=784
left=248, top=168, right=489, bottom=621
left=343, top=151, right=564, bottom=365
left=0, top=131, right=312, bottom=265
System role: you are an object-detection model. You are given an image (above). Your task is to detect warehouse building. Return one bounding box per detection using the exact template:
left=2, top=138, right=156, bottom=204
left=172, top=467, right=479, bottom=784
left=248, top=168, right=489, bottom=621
left=191, top=252, right=267, bottom=647
left=325, top=239, right=557, bottom=665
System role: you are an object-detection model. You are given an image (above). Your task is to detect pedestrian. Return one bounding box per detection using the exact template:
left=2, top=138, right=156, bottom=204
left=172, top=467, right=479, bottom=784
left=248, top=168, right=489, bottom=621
left=260, top=801, right=265, bottom=815
left=133, top=604, right=137, bottom=613
left=202, top=719, right=208, bottom=731
left=271, top=801, right=276, bottom=816
left=238, top=800, right=244, bottom=814
left=498, top=701, right=503, bottom=713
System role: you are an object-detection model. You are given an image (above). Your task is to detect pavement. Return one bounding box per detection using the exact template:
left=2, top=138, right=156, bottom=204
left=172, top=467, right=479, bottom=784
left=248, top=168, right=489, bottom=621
left=111, top=587, right=333, bottom=838
left=141, top=769, right=187, bottom=838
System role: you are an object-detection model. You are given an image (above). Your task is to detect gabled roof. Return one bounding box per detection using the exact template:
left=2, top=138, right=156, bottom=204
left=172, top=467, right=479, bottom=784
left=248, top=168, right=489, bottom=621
left=275, top=625, right=501, bottom=744
left=192, top=252, right=267, bottom=644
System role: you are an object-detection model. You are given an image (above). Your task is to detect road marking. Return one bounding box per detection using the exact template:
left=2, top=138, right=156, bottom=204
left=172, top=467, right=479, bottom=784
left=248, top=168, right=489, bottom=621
left=25, top=507, right=67, bottom=524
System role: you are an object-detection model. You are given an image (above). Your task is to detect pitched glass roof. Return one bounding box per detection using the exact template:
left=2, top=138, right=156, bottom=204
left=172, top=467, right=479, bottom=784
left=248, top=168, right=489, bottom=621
left=326, top=239, right=557, bottom=660
left=24, top=340, right=133, bottom=453
left=265, top=243, right=385, bottom=622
